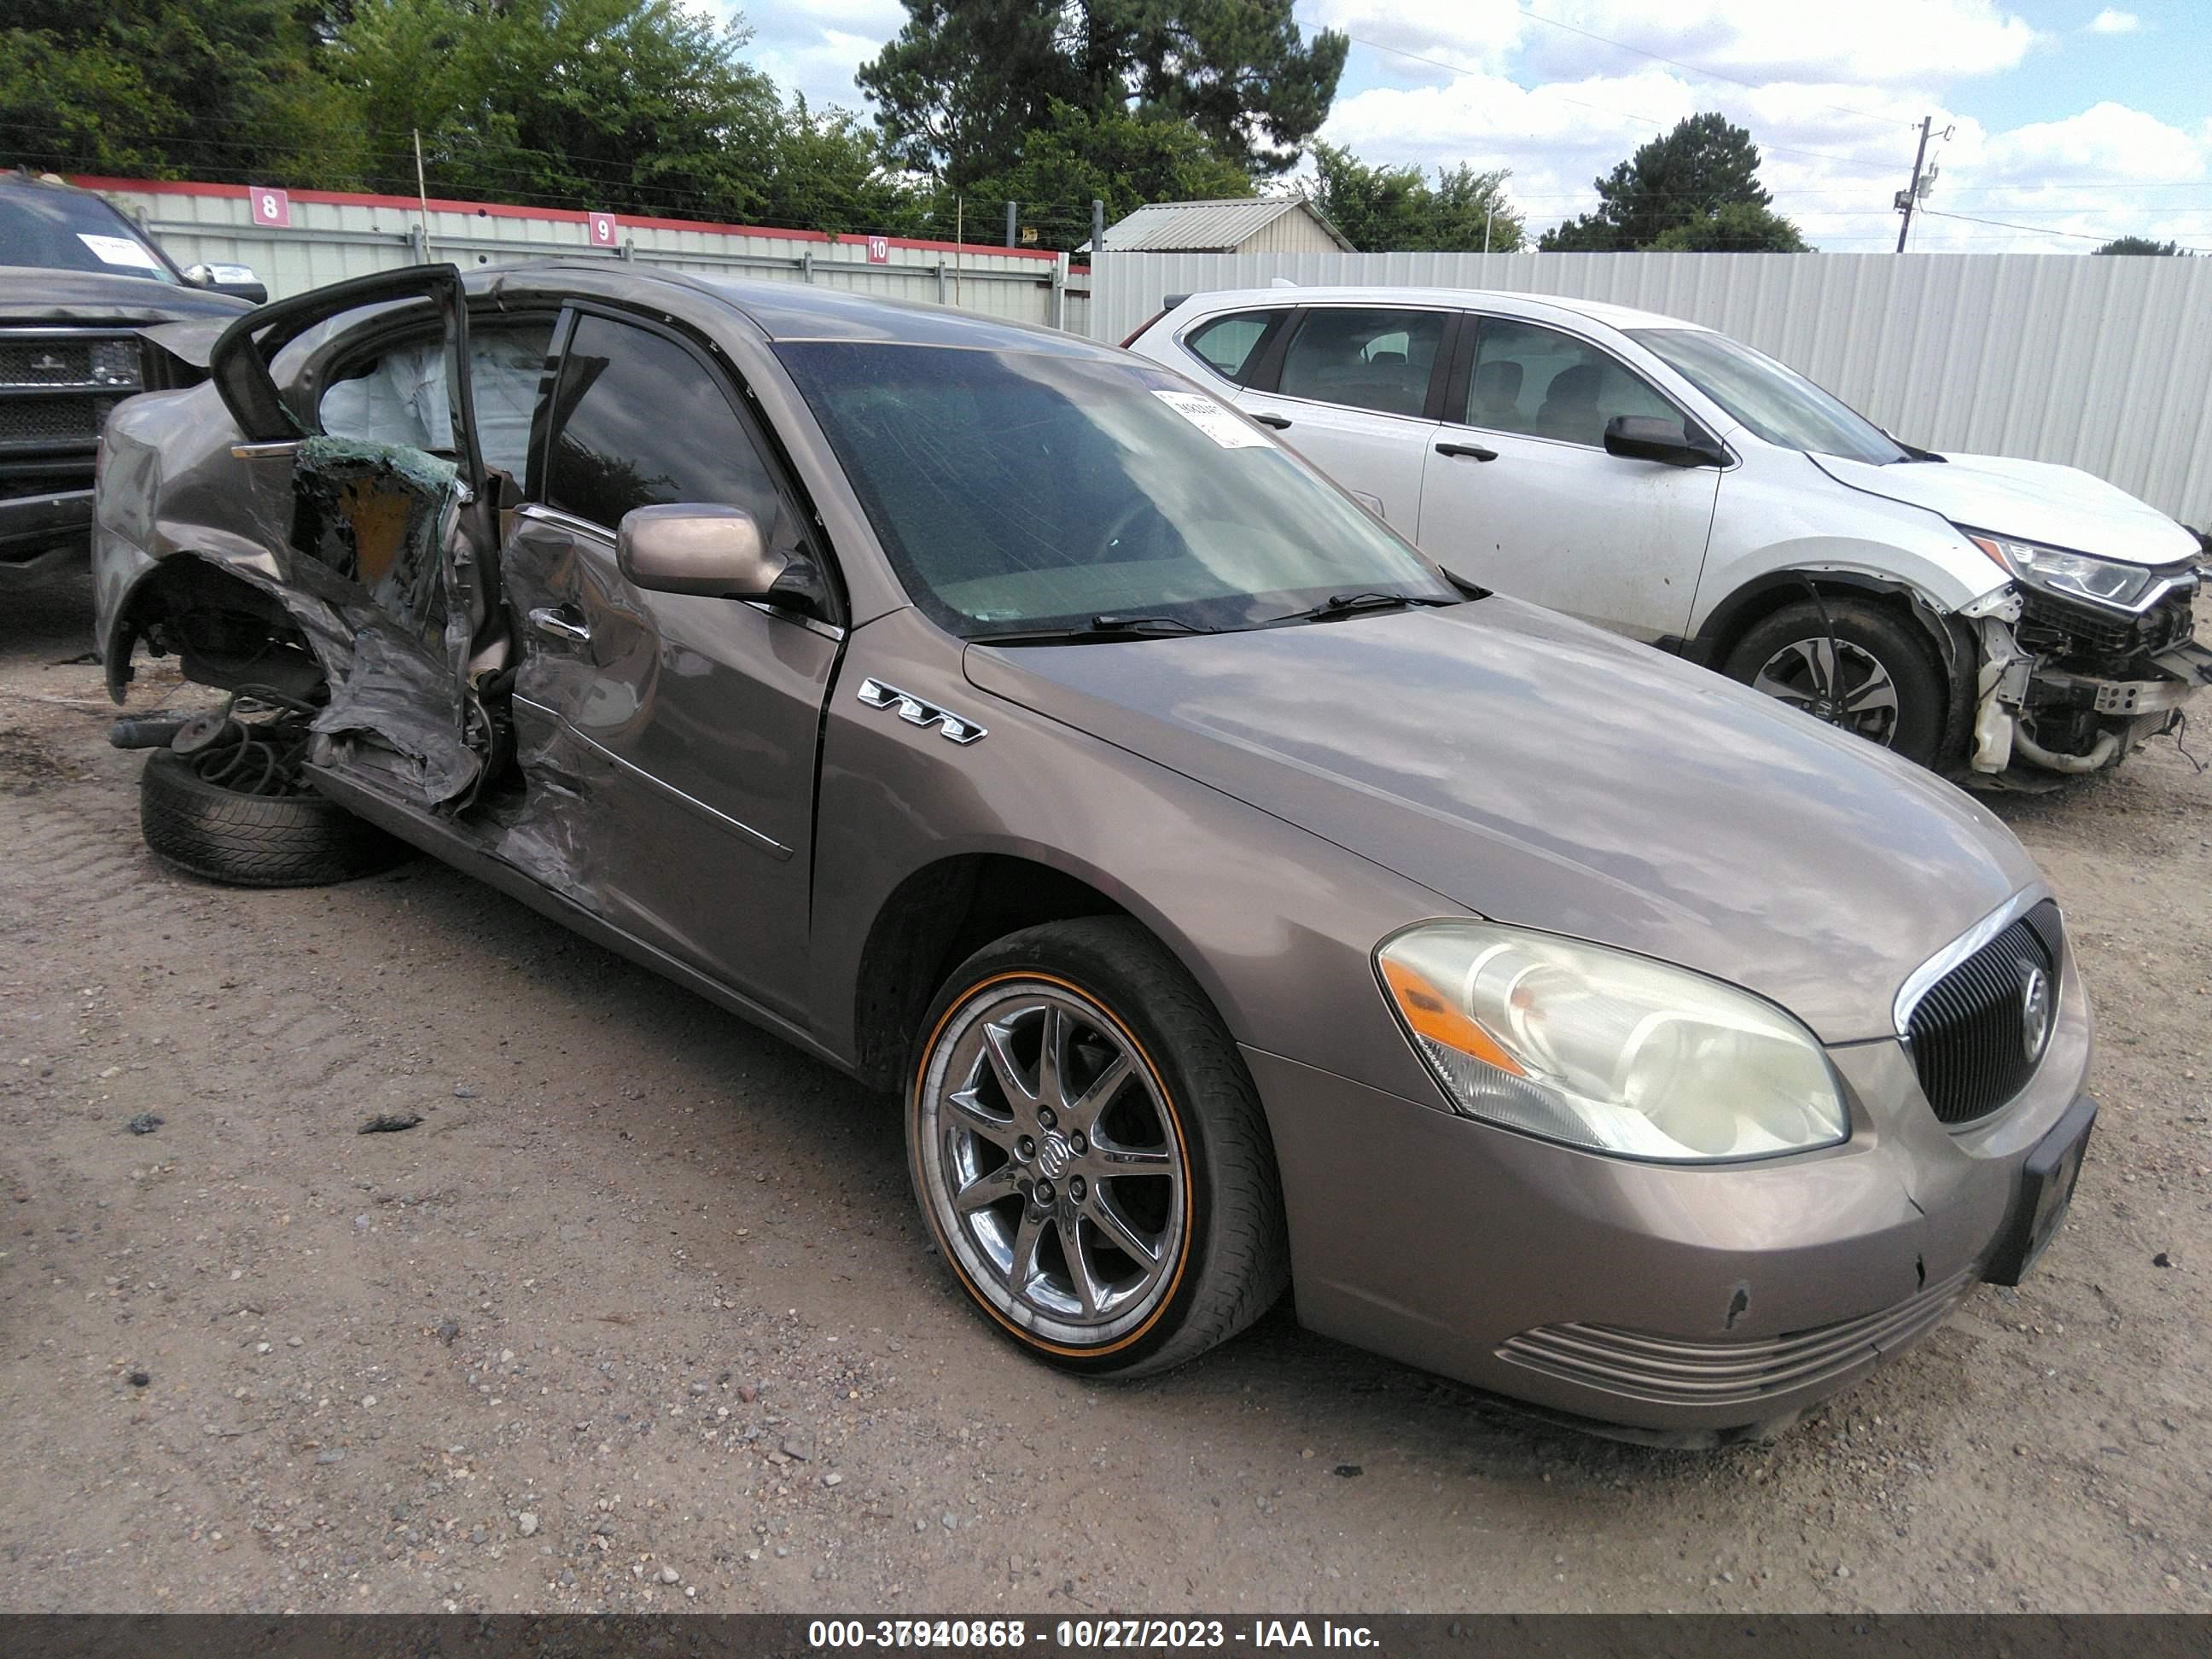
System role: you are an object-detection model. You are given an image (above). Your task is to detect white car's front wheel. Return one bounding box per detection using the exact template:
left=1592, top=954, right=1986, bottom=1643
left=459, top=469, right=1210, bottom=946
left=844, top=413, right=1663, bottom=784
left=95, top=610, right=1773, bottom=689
left=1724, top=599, right=1951, bottom=768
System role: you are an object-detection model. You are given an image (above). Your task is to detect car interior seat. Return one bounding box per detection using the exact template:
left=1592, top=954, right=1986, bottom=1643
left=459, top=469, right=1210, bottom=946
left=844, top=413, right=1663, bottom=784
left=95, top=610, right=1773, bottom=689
left=1534, top=363, right=1604, bottom=444
left=1470, top=359, right=1524, bottom=427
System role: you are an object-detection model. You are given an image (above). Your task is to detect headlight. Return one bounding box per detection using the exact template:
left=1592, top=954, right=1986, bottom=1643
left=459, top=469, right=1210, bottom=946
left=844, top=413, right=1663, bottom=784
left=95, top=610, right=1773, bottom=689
left=1961, top=528, right=2155, bottom=611
left=1377, top=923, right=1849, bottom=1162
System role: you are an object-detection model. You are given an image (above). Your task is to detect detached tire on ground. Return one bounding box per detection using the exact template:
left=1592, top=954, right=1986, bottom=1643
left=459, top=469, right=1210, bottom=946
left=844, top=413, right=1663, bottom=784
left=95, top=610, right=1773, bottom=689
left=909, top=917, right=1289, bottom=1378
left=139, top=750, right=407, bottom=888
left=1722, top=597, right=1953, bottom=769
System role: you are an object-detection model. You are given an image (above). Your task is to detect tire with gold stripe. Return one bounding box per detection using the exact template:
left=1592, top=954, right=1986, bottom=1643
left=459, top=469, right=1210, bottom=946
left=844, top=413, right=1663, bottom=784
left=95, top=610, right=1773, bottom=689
left=908, top=917, right=1288, bottom=1377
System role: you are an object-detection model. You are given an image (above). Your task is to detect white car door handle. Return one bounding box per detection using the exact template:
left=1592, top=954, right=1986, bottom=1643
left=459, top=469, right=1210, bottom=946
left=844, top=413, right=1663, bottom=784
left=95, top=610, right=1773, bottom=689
left=529, top=606, right=591, bottom=644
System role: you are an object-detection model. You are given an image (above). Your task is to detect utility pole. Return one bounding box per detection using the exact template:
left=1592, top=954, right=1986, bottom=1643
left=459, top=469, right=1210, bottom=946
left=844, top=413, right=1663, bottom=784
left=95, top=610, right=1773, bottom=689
left=1004, top=201, right=1017, bottom=248
left=1895, top=116, right=1933, bottom=253
left=411, top=128, right=433, bottom=262
left=1091, top=199, right=1105, bottom=258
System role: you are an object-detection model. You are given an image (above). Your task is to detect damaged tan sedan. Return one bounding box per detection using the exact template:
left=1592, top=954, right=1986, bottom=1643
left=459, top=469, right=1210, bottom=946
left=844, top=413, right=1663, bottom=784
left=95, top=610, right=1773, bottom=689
left=92, top=264, right=2096, bottom=1444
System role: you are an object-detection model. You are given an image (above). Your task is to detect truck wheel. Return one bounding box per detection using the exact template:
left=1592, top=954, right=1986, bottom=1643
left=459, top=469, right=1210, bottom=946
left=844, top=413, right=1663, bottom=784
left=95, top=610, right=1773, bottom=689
left=1723, top=599, right=1951, bottom=768
left=909, top=917, right=1289, bottom=1378
left=140, top=749, right=407, bottom=888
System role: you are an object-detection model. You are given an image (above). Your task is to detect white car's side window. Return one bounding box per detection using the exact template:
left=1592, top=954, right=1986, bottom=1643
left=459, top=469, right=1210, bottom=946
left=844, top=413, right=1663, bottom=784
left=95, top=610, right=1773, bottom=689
left=1464, top=317, right=1678, bottom=447
left=1277, top=306, right=1452, bottom=419
left=1181, top=309, right=1281, bottom=386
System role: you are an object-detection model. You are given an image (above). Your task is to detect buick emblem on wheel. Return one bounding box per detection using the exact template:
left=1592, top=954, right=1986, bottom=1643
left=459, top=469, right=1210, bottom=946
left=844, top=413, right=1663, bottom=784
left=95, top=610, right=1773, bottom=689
left=2021, top=965, right=2053, bottom=1063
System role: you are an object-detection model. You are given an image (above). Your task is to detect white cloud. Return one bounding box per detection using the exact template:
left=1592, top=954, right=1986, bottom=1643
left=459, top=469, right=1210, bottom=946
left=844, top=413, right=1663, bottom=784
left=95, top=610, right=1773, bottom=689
left=2087, top=9, right=2141, bottom=33
left=1307, top=0, right=2040, bottom=84
left=714, top=0, right=2205, bottom=255
left=731, top=0, right=905, bottom=108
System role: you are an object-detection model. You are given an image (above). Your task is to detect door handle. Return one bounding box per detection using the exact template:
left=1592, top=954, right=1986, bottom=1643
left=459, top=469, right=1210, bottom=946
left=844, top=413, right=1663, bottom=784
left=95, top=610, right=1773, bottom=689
left=1435, top=441, right=1498, bottom=462
left=528, top=605, right=591, bottom=644
left=1252, top=412, right=1292, bottom=429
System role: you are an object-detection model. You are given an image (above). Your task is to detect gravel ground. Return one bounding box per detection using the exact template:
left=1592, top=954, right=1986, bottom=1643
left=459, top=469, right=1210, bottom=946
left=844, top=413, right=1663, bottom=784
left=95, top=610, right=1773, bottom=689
left=1, top=568, right=2207, bottom=1615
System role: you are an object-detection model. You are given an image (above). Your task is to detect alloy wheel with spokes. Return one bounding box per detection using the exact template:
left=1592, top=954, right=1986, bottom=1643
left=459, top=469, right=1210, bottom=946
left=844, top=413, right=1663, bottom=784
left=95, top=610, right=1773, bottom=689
left=906, top=917, right=1288, bottom=1377
left=1749, top=636, right=1901, bottom=745
left=1722, top=597, right=1951, bottom=769
left=918, top=980, right=1188, bottom=1348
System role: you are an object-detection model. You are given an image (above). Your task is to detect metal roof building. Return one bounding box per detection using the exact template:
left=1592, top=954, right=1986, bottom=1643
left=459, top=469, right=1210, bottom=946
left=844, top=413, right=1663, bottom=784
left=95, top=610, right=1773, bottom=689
left=1079, top=197, right=1354, bottom=255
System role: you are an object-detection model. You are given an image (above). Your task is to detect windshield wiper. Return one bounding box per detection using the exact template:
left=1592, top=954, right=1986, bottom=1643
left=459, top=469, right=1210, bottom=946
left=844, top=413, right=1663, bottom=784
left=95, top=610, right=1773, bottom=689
left=1266, top=590, right=1458, bottom=627
left=975, top=614, right=1223, bottom=646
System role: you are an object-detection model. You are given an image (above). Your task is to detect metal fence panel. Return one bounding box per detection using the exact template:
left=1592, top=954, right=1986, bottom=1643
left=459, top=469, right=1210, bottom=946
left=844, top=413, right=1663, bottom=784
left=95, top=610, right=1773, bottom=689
left=1090, top=249, right=2212, bottom=529
left=79, top=178, right=1076, bottom=332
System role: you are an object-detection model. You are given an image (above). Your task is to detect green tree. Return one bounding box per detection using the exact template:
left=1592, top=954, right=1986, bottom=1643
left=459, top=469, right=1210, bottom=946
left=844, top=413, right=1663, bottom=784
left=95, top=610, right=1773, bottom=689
left=2093, top=236, right=2186, bottom=255
left=1645, top=200, right=1810, bottom=252
left=758, top=97, right=952, bottom=239
left=963, top=102, right=1252, bottom=252
left=1305, top=143, right=1523, bottom=252
left=1540, top=113, right=1799, bottom=253
left=323, top=0, right=787, bottom=220
left=0, top=0, right=352, bottom=183
left=859, top=0, right=1347, bottom=186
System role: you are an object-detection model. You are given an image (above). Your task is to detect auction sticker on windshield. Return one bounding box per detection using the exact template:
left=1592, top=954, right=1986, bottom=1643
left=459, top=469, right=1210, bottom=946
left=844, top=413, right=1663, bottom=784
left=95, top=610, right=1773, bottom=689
left=1153, top=388, right=1272, bottom=449
left=77, top=233, right=164, bottom=272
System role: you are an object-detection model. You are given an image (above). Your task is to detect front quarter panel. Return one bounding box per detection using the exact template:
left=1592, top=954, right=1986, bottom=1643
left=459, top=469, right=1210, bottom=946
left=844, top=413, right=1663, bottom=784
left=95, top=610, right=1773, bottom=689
left=1693, top=445, right=2007, bottom=634
left=806, top=605, right=1456, bottom=1106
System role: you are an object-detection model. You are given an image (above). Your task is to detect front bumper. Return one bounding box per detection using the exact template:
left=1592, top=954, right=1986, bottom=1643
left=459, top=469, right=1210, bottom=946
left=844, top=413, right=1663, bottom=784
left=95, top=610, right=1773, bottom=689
left=1246, top=940, right=2093, bottom=1444
left=0, top=485, right=92, bottom=587
left=1970, top=585, right=2211, bottom=775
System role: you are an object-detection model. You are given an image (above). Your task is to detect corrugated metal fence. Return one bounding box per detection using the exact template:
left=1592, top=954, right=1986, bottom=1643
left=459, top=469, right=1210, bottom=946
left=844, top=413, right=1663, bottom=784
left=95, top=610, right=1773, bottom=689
left=1091, top=250, right=2212, bottom=530
left=80, top=177, right=1089, bottom=336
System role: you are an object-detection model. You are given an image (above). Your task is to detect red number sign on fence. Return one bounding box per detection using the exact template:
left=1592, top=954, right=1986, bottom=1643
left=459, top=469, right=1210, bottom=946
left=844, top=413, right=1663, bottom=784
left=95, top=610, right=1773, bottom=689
left=248, top=187, right=291, bottom=229
left=866, top=236, right=890, bottom=265
left=587, top=212, right=618, bottom=248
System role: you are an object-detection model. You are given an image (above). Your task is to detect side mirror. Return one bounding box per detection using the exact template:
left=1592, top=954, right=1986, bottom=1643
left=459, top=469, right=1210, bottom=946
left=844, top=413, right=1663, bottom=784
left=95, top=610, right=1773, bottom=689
left=618, top=504, right=807, bottom=602
left=1604, top=415, right=1726, bottom=469
left=186, top=263, right=269, bottom=305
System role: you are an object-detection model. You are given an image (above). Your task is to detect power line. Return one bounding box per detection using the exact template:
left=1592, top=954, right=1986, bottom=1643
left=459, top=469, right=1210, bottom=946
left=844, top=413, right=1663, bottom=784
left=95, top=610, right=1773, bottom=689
left=1917, top=207, right=2210, bottom=253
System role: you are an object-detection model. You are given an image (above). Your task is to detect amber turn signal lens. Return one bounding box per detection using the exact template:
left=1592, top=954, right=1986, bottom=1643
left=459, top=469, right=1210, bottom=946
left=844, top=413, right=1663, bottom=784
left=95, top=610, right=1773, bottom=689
left=1381, top=958, right=1526, bottom=1076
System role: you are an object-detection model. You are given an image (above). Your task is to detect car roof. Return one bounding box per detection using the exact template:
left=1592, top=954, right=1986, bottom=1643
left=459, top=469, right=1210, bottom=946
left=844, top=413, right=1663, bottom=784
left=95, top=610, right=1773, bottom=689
left=1170, top=284, right=1708, bottom=335
left=481, top=260, right=1126, bottom=360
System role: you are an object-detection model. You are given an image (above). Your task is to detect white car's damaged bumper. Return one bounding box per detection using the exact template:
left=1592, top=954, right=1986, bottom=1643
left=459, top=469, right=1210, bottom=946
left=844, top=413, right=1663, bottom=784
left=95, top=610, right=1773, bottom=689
left=1966, top=573, right=2211, bottom=777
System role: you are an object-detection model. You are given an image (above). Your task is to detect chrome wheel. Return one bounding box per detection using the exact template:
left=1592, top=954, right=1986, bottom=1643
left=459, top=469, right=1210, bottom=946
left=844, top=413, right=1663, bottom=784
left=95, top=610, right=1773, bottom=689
left=917, top=981, right=1188, bottom=1348
left=1750, top=637, right=1901, bottom=745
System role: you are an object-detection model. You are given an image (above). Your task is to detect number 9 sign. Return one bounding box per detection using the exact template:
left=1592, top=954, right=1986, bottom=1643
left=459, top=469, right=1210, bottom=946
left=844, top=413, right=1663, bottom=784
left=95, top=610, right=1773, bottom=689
left=588, top=212, right=618, bottom=248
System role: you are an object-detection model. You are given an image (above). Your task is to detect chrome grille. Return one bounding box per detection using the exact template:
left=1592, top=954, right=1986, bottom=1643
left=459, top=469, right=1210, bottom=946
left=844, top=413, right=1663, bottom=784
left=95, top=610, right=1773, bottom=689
left=1905, top=900, right=2063, bottom=1125
left=1498, top=1266, right=1976, bottom=1407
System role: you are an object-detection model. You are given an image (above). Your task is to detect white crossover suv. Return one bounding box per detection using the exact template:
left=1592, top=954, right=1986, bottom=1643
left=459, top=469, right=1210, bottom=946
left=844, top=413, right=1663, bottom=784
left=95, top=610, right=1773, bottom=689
left=1126, top=285, right=2211, bottom=778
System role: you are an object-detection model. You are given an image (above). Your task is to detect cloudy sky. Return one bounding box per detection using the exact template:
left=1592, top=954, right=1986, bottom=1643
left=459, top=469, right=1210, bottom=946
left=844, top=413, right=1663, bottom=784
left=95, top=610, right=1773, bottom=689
left=736, top=0, right=2211, bottom=252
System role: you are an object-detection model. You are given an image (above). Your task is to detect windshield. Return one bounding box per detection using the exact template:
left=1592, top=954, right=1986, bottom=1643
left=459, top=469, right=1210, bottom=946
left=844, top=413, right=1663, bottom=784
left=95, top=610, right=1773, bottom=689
left=777, top=342, right=1458, bottom=638
left=0, top=186, right=179, bottom=283
left=1630, top=328, right=1906, bottom=466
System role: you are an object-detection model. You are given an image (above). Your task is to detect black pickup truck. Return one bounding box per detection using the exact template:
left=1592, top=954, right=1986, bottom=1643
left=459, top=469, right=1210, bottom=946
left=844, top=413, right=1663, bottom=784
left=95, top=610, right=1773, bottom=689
left=1, top=171, right=265, bottom=591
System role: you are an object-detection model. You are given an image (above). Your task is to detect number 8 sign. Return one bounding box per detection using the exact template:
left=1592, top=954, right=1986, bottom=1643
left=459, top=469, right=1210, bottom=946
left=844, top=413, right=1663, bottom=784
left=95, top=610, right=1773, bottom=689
left=248, top=187, right=290, bottom=229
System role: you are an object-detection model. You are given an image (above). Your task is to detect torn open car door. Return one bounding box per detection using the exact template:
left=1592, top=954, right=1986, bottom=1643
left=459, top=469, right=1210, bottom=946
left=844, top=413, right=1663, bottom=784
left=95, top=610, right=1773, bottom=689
left=205, top=264, right=500, bottom=807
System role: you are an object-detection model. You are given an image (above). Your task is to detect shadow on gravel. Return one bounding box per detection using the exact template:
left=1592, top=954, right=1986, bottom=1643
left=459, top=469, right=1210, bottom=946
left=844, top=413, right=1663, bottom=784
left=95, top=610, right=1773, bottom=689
left=320, top=851, right=1815, bottom=1493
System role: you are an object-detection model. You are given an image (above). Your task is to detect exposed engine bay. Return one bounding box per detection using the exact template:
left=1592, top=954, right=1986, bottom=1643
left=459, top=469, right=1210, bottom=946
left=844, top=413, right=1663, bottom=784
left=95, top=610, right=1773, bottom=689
left=1967, top=571, right=2210, bottom=779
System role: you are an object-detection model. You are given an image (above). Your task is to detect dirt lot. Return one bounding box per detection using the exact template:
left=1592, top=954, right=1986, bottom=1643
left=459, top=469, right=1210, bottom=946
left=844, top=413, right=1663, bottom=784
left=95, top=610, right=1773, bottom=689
left=1, top=568, right=2207, bottom=1615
